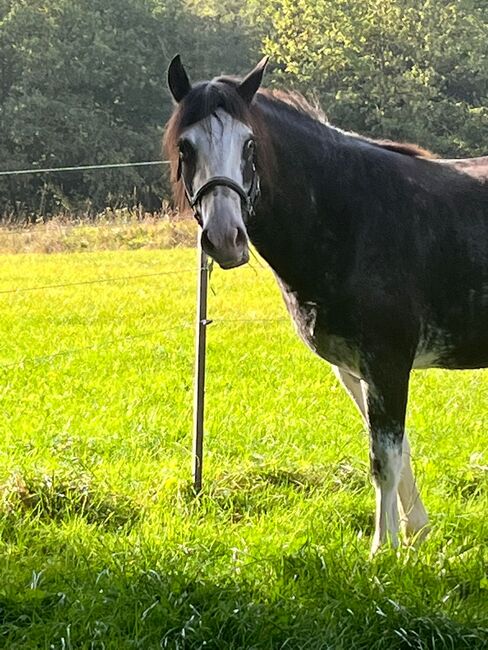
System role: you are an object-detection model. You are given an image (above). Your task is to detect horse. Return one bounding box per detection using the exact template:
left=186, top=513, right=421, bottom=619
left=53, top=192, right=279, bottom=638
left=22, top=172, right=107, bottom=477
left=164, top=55, right=488, bottom=555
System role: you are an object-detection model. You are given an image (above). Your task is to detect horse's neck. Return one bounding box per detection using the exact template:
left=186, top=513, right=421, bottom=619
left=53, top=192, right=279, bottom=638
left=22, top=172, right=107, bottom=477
left=249, top=116, right=354, bottom=293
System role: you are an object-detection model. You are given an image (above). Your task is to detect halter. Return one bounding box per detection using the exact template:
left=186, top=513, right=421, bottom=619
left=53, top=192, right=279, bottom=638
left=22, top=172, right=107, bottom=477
left=181, top=161, right=260, bottom=226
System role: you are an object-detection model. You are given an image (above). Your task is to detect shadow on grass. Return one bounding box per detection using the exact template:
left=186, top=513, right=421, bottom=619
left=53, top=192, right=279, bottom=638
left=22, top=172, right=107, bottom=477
left=0, top=533, right=486, bottom=650
left=0, top=461, right=486, bottom=648
left=184, top=461, right=370, bottom=524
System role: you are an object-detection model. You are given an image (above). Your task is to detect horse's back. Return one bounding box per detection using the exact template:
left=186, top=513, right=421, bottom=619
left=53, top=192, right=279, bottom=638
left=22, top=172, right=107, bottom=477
left=435, top=156, right=488, bottom=183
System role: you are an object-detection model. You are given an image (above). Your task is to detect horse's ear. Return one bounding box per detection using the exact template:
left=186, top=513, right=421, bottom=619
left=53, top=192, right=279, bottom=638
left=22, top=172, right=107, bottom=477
left=237, top=56, right=269, bottom=104
left=168, top=54, right=191, bottom=103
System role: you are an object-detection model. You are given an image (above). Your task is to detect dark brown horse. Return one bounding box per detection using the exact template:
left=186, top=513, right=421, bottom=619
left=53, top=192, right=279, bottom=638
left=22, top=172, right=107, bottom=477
left=164, top=56, right=488, bottom=555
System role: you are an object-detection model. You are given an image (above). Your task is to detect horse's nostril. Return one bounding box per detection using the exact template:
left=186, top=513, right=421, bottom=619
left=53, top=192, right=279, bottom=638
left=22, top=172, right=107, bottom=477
left=235, top=227, right=247, bottom=248
left=201, top=230, right=216, bottom=254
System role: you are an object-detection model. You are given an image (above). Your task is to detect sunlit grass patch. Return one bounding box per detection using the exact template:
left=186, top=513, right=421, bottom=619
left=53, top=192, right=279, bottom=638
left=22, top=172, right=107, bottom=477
left=0, top=246, right=486, bottom=648
left=0, top=467, right=139, bottom=529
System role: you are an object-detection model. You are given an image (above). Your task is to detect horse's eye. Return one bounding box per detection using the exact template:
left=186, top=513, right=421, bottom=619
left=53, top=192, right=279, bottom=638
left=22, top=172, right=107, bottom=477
left=178, top=140, right=194, bottom=160
left=244, top=138, right=256, bottom=156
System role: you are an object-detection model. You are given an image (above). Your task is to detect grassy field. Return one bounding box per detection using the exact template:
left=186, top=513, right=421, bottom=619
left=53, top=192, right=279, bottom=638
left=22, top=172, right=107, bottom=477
left=0, top=244, right=487, bottom=649
left=0, top=212, right=196, bottom=254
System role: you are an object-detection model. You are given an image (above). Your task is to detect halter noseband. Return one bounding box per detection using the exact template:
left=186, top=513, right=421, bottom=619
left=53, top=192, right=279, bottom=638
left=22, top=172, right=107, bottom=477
left=182, top=164, right=260, bottom=226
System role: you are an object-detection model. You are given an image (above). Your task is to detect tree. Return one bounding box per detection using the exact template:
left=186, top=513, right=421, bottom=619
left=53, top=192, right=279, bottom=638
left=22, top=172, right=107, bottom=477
left=261, top=0, right=487, bottom=156
left=0, top=0, right=182, bottom=215
left=1, top=0, right=486, bottom=217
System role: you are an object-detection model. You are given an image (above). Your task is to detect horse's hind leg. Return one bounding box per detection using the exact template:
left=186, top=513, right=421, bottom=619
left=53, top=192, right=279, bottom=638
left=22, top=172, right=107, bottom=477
left=397, top=435, right=429, bottom=542
left=333, top=366, right=428, bottom=546
left=332, top=366, right=366, bottom=421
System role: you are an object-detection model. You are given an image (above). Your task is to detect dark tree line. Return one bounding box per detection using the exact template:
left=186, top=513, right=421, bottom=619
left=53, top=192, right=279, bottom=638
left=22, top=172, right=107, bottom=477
left=0, top=0, right=486, bottom=218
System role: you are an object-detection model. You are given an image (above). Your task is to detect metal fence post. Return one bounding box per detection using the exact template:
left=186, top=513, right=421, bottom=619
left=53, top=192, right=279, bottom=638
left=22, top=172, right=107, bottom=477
left=192, top=234, right=209, bottom=493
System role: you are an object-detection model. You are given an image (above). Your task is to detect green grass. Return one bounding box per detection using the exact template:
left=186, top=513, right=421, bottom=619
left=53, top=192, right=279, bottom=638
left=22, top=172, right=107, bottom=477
left=0, top=247, right=486, bottom=649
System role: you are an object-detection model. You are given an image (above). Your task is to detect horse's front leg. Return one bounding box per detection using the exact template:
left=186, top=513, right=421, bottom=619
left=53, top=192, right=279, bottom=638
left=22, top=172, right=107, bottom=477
left=333, top=365, right=429, bottom=544
left=362, top=363, right=410, bottom=555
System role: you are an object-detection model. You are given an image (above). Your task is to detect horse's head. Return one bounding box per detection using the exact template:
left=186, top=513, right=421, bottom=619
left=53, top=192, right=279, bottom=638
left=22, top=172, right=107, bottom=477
left=165, top=56, right=268, bottom=269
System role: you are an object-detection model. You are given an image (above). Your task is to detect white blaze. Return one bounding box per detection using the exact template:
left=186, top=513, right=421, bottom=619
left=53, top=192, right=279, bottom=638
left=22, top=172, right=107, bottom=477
left=181, top=109, right=253, bottom=228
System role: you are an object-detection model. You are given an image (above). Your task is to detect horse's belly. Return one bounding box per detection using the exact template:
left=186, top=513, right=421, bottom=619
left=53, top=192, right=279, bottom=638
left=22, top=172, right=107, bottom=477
left=436, top=340, right=488, bottom=369
left=313, top=330, right=361, bottom=375
left=414, top=324, right=488, bottom=370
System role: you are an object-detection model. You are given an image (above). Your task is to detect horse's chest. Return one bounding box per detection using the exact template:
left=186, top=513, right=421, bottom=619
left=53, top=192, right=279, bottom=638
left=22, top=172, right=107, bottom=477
left=280, top=287, right=360, bottom=374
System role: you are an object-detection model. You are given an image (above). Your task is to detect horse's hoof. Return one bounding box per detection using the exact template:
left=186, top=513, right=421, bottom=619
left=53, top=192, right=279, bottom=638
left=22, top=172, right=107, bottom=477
left=369, top=535, right=399, bottom=558
left=405, top=522, right=431, bottom=547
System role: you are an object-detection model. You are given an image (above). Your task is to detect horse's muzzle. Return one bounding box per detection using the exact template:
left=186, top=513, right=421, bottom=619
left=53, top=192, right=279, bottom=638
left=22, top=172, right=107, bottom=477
left=201, top=225, right=249, bottom=270
left=217, top=250, right=250, bottom=269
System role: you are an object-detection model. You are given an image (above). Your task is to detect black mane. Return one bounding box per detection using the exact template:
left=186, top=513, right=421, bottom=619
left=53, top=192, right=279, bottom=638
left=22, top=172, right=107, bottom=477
left=166, top=76, right=433, bottom=165
left=256, top=89, right=433, bottom=162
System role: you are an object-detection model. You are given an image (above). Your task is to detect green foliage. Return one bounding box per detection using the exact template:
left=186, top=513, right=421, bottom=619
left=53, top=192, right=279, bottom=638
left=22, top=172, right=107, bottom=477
left=0, top=0, right=486, bottom=217
left=0, top=0, right=257, bottom=216
left=0, top=248, right=487, bottom=647
left=263, top=0, right=488, bottom=155
left=1, top=0, right=168, bottom=213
